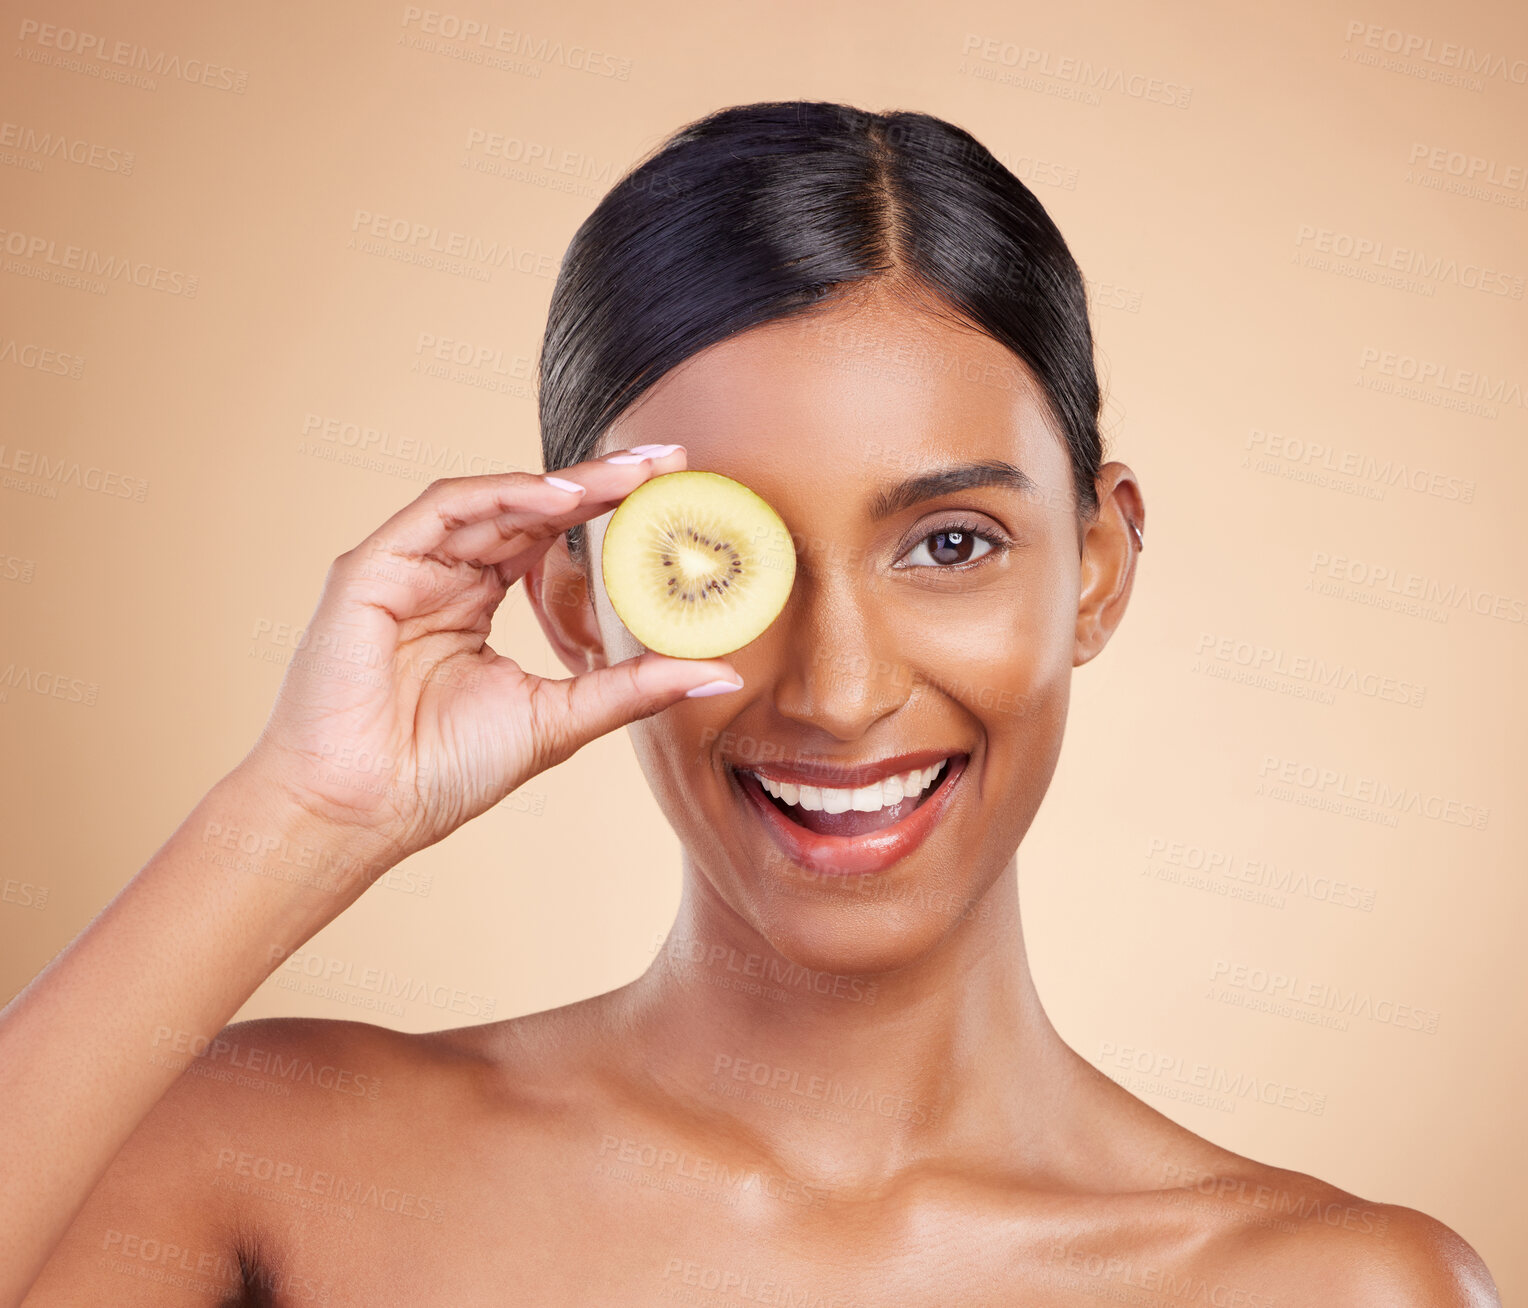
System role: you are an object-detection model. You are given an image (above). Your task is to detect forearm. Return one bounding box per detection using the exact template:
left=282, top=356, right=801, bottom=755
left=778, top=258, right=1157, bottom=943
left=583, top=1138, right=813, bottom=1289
left=0, top=763, right=393, bottom=1304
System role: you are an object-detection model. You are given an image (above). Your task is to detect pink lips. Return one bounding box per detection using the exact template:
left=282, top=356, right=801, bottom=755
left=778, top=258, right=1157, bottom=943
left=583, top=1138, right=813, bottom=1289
left=739, top=748, right=956, bottom=789
left=731, top=753, right=968, bottom=878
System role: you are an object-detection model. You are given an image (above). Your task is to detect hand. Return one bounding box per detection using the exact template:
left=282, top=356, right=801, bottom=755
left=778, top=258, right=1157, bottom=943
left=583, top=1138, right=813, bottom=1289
left=237, top=445, right=740, bottom=873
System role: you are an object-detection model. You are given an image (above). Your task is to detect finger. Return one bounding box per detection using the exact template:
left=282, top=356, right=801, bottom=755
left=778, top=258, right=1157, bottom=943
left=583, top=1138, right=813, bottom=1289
left=492, top=531, right=559, bottom=592
left=523, top=651, right=743, bottom=773
left=436, top=444, right=689, bottom=567
left=358, top=445, right=688, bottom=567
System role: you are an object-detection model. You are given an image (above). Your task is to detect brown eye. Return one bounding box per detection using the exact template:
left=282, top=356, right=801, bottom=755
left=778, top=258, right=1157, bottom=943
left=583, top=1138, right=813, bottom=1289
left=903, top=528, right=994, bottom=568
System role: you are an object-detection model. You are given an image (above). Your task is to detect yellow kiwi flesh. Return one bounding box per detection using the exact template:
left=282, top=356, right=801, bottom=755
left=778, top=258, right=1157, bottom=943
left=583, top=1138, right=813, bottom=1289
left=601, top=471, right=796, bottom=659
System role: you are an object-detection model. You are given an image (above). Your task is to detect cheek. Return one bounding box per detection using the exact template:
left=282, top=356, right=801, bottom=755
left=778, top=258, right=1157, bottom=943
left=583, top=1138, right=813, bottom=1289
left=587, top=568, right=644, bottom=664
left=582, top=513, right=644, bottom=661
left=596, top=603, right=644, bottom=662
left=627, top=714, right=748, bottom=879
left=626, top=721, right=692, bottom=837
left=627, top=720, right=673, bottom=789
left=628, top=704, right=723, bottom=803
left=899, top=554, right=1078, bottom=708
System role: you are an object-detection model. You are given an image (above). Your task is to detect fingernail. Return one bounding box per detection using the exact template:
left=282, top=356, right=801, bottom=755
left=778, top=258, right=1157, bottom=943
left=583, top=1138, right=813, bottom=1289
left=605, top=453, right=649, bottom=464
left=543, top=475, right=586, bottom=494
left=685, top=679, right=744, bottom=698
left=630, top=443, right=681, bottom=456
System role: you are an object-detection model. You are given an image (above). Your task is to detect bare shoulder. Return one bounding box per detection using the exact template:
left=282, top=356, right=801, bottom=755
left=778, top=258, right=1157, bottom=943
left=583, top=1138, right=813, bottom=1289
left=1338, top=1202, right=1503, bottom=1306
left=151, top=1012, right=471, bottom=1129
left=1238, top=1197, right=1502, bottom=1307
left=1150, top=1150, right=1501, bottom=1307
left=24, top=1014, right=476, bottom=1304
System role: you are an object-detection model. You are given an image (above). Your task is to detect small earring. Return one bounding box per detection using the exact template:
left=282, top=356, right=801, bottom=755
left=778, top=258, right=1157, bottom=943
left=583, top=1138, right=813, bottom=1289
left=1129, top=520, right=1143, bottom=549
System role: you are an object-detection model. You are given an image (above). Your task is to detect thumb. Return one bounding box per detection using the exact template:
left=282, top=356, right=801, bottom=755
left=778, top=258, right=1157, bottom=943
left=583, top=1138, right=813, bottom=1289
left=527, top=651, right=743, bottom=769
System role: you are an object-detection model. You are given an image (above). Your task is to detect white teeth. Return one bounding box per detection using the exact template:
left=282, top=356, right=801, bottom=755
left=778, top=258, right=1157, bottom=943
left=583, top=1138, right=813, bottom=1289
left=822, top=788, right=851, bottom=814
left=747, top=759, right=949, bottom=814
left=850, top=784, right=882, bottom=812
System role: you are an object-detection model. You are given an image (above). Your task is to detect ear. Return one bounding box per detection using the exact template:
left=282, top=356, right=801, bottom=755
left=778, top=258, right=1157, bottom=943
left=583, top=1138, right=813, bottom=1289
left=1074, top=462, right=1144, bottom=667
left=524, top=535, right=611, bottom=674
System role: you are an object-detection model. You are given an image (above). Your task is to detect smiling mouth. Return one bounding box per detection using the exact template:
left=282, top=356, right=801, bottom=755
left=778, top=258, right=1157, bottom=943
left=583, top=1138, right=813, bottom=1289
left=731, top=756, right=961, bottom=839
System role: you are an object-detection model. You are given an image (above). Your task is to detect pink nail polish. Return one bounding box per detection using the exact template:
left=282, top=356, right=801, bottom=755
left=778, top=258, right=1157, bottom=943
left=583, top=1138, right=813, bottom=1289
left=605, top=453, right=649, bottom=464
left=685, top=679, right=743, bottom=698
left=543, top=475, right=585, bottom=494
left=630, top=443, right=681, bottom=456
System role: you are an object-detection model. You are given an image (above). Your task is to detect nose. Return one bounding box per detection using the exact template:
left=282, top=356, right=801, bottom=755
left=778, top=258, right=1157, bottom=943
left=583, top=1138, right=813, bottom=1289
left=766, top=568, right=913, bottom=742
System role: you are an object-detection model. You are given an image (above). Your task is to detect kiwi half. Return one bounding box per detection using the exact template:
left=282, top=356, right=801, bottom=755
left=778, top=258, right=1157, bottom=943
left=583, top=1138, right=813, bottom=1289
left=601, top=470, right=796, bottom=659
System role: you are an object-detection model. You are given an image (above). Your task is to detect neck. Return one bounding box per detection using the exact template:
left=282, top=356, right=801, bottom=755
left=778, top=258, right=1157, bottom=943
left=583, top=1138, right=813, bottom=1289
left=618, top=855, right=1098, bottom=1194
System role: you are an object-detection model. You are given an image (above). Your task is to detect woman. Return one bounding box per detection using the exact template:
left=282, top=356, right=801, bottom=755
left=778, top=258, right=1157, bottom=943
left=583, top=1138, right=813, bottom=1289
left=4, top=101, right=1499, bottom=1306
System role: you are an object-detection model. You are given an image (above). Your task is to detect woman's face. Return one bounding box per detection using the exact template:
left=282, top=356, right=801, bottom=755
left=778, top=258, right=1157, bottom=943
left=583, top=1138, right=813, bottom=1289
left=547, top=285, right=1138, bottom=975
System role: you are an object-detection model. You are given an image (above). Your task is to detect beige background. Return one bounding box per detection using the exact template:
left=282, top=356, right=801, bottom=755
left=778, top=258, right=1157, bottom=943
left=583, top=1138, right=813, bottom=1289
left=2, top=0, right=1523, bottom=1294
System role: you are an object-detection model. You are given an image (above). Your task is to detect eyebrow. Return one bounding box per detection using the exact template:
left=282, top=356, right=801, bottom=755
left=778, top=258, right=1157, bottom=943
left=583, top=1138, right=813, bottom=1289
left=868, top=459, right=1038, bottom=521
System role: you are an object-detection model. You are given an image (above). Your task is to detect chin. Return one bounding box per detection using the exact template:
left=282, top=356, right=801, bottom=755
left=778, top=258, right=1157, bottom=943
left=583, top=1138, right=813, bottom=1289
left=711, top=837, right=998, bottom=983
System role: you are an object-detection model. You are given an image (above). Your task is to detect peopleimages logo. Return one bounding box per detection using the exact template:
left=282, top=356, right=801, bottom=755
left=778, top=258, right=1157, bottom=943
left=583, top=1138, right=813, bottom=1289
left=0, top=121, right=134, bottom=174
left=398, top=6, right=633, bottom=80
left=213, top=1148, right=446, bottom=1222
left=1194, top=632, right=1426, bottom=707
left=1256, top=755, right=1489, bottom=831
left=1293, top=224, right=1524, bottom=298
left=348, top=209, right=558, bottom=279
left=14, top=18, right=250, bottom=92
left=0, top=444, right=148, bottom=504
left=596, top=1134, right=828, bottom=1208
left=1245, top=429, right=1475, bottom=505
left=1142, top=835, right=1378, bottom=913
left=0, top=337, right=84, bottom=378
left=300, top=412, right=522, bottom=476
left=959, top=34, right=1193, bottom=107
left=0, top=227, right=198, bottom=296
left=1209, top=960, right=1441, bottom=1034
left=1343, top=19, right=1528, bottom=86
left=1357, top=347, right=1526, bottom=411
left=1408, top=143, right=1527, bottom=192
left=150, top=1026, right=383, bottom=1100
left=1097, top=1041, right=1328, bottom=1115
left=1307, top=549, right=1526, bottom=625
left=266, top=946, right=497, bottom=1018
left=711, top=1054, right=940, bottom=1125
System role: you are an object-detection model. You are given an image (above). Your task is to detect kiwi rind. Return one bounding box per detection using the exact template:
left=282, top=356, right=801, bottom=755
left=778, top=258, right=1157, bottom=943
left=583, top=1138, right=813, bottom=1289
left=601, top=471, right=796, bottom=659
